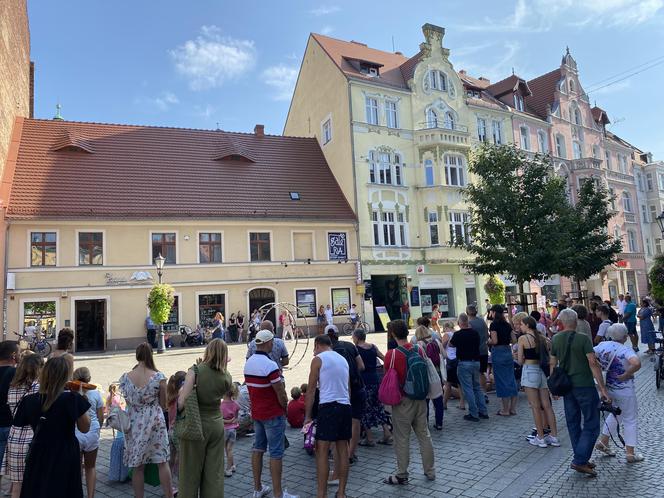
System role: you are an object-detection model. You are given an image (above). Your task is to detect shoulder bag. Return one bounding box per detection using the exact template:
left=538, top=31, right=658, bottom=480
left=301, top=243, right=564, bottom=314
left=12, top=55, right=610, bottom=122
left=176, top=364, right=204, bottom=441
left=547, top=332, right=576, bottom=396
left=378, top=350, right=402, bottom=406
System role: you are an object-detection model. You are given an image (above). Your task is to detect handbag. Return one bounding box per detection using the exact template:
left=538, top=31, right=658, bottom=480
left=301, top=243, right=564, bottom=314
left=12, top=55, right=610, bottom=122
left=547, top=332, right=576, bottom=396
left=129, top=463, right=160, bottom=486
left=378, top=349, right=403, bottom=406
left=107, top=405, right=131, bottom=433
left=420, top=340, right=444, bottom=399
left=176, top=365, right=204, bottom=441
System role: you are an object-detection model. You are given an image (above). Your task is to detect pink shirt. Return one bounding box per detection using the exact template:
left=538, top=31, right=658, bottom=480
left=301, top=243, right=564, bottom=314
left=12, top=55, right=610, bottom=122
left=220, top=399, right=240, bottom=430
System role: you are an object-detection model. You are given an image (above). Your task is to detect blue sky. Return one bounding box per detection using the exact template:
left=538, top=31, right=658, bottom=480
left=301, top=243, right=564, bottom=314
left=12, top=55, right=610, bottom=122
left=29, top=0, right=664, bottom=158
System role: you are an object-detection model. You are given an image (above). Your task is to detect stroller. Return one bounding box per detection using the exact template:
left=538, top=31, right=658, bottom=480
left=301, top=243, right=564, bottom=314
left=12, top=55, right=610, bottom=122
left=179, top=324, right=204, bottom=347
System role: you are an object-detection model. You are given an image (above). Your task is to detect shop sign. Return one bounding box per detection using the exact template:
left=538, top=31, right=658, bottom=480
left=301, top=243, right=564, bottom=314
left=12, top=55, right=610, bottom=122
left=375, top=306, right=391, bottom=330
left=419, top=275, right=453, bottom=289
left=105, top=271, right=154, bottom=286
left=463, top=274, right=475, bottom=287
left=328, top=232, right=348, bottom=260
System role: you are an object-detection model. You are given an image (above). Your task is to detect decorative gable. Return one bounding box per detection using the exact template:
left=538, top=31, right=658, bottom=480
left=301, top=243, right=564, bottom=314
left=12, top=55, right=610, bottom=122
left=212, top=136, right=258, bottom=163
left=51, top=130, right=94, bottom=153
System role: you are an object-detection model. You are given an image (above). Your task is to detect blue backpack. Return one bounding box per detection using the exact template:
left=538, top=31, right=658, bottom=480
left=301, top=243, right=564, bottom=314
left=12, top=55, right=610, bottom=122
left=397, top=345, right=429, bottom=400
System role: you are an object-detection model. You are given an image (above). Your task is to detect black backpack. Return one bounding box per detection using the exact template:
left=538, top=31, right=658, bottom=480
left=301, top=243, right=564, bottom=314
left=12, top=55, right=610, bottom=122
left=547, top=332, right=575, bottom=396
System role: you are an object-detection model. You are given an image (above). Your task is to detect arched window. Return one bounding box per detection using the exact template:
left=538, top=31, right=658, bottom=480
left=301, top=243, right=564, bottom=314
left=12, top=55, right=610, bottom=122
left=368, top=150, right=403, bottom=186
left=428, top=70, right=447, bottom=91
left=444, top=112, right=455, bottom=130
left=573, top=141, right=582, bottom=159
left=622, top=191, right=632, bottom=213
left=573, top=107, right=582, bottom=126
left=426, top=108, right=438, bottom=128
left=569, top=79, right=576, bottom=93
left=424, top=159, right=434, bottom=186
left=537, top=130, right=548, bottom=153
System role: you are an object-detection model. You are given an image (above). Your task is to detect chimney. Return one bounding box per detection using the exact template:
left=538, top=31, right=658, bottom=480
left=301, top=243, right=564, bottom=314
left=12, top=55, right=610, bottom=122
left=459, top=69, right=466, bottom=75
left=479, top=77, right=490, bottom=84
left=254, top=124, right=264, bottom=137
left=395, top=51, right=403, bottom=56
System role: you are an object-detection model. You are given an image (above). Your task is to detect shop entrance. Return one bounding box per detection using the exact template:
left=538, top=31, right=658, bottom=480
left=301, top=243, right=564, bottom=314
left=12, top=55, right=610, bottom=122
left=249, top=288, right=276, bottom=326
left=75, top=299, right=106, bottom=352
left=370, top=275, right=407, bottom=331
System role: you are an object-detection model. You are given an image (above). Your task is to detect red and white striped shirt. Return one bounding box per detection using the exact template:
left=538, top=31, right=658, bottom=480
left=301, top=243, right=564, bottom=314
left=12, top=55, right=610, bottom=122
left=244, top=351, right=284, bottom=421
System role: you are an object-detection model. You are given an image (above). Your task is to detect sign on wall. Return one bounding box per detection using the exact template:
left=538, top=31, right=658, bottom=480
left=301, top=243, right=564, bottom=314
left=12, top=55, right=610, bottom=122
left=410, top=287, right=420, bottom=307
left=328, top=232, right=348, bottom=260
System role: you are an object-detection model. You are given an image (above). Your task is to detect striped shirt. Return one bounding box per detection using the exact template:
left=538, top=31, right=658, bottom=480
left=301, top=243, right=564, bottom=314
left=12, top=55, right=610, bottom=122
left=244, top=351, right=283, bottom=421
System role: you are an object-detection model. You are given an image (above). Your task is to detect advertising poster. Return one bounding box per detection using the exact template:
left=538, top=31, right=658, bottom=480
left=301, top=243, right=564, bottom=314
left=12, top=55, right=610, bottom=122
left=375, top=306, right=391, bottom=331
left=410, top=287, right=420, bottom=307
left=332, top=288, right=351, bottom=315
left=296, top=289, right=316, bottom=317
left=438, top=293, right=449, bottom=312
left=421, top=295, right=432, bottom=313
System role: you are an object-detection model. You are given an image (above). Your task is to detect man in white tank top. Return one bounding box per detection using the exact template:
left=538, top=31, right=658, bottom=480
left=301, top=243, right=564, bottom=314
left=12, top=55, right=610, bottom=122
left=304, top=335, right=351, bottom=498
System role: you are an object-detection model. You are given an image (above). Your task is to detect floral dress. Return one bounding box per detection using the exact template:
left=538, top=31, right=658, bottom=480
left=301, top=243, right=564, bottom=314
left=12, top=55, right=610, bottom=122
left=119, top=371, right=169, bottom=467
left=1, top=381, right=39, bottom=481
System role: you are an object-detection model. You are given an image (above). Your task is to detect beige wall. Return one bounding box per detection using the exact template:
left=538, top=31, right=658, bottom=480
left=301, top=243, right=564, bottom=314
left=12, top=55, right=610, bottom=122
left=284, top=37, right=355, bottom=211
left=6, top=219, right=359, bottom=349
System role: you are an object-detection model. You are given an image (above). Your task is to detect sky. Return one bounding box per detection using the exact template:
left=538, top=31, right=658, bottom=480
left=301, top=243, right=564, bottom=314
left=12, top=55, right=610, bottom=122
left=28, top=0, right=664, bottom=158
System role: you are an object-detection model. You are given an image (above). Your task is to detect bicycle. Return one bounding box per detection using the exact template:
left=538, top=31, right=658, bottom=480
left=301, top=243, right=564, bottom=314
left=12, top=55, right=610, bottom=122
left=14, top=331, right=52, bottom=357
left=654, top=336, right=664, bottom=389
left=341, top=314, right=372, bottom=336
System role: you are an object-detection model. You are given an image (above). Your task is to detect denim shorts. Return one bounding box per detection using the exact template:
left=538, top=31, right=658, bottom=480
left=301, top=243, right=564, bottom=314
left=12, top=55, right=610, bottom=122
left=225, top=428, right=237, bottom=444
left=521, top=364, right=548, bottom=389
left=252, top=415, right=286, bottom=459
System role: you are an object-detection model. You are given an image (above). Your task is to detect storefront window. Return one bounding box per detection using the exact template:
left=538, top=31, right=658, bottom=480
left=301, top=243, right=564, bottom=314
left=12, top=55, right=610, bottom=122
left=163, top=296, right=179, bottom=332
left=419, top=289, right=455, bottom=318
left=296, top=289, right=316, bottom=317
left=331, top=288, right=351, bottom=315
left=198, top=294, right=225, bottom=328
left=22, top=301, right=56, bottom=339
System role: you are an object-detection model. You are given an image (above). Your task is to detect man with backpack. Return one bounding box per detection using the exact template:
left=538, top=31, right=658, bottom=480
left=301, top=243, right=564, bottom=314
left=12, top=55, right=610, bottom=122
left=382, top=319, right=435, bottom=485
left=325, top=325, right=365, bottom=464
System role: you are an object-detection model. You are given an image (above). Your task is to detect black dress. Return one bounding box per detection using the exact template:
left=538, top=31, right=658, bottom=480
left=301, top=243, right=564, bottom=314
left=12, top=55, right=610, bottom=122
left=14, top=391, right=90, bottom=498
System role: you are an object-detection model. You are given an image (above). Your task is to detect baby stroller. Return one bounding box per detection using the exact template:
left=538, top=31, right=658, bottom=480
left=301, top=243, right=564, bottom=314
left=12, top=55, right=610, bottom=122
left=179, top=325, right=204, bottom=347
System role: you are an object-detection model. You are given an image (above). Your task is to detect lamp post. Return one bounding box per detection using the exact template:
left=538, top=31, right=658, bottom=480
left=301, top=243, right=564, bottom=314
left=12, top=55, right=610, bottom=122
left=154, top=253, right=166, bottom=353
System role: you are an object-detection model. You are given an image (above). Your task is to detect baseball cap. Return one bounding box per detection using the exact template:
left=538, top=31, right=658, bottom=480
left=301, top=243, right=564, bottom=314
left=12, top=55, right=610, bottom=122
left=324, top=324, right=339, bottom=336
left=255, top=330, right=274, bottom=344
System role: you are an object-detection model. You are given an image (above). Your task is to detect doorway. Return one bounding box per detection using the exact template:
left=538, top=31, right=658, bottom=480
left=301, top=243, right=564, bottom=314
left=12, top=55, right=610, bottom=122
left=75, top=299, right=106, bottom=352
left=249, top=288, right=276, bottom=325
left=370, top=275, right=407, bottom=331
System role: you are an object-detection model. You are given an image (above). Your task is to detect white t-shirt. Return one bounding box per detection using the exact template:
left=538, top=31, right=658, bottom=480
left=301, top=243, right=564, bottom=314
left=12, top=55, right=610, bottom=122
left=84, top=389, right=104, bottom=427
left=443, top=331, right=457, bottom=360
left=597, top=319, right=612, bottom=339
left=617, top=299, right=626, bottom=315
left=318, top=351, right=350, bottom=405
left=593, top=341, right=637, bottom=394
left=325, top=308, right=334, bottom=324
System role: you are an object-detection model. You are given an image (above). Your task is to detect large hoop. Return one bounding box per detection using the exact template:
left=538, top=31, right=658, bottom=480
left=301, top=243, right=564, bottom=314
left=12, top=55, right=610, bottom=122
left=257, top=301, right=311, bottom=369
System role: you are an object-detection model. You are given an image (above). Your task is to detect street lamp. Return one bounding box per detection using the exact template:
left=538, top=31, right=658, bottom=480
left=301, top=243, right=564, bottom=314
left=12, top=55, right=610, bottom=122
left=657, top=212, right=664, bottom=237
left=154, top=253, right=166, bottom=353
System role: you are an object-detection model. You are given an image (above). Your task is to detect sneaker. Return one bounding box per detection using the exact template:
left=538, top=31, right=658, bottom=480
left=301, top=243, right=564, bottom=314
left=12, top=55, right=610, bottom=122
left=626, top=453, right=645, bottom=463
left=529, top=436, right=547, bottom=448
left=253, top=485, right=271, bottom=498
left=225, top=469, right=233, bottom=477
left=545, top=435, right=561, bottom=447
left=478, top=413, right=489, bottom=420
left=231, top=464, right=236, bottom=473
left=463, top=414, right=480, bottom=422
left=281, top=490, right=300, bottom=498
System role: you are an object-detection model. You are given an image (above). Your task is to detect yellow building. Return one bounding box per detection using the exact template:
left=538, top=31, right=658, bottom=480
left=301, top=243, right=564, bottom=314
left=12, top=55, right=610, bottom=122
left=285, top=24, right=514, bottom=326
left=2, top=118, right=359, bottom=351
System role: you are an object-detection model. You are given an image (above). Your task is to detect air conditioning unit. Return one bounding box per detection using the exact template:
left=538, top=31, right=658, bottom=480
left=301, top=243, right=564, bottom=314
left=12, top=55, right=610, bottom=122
left=6, top=273, right=15, bottom=291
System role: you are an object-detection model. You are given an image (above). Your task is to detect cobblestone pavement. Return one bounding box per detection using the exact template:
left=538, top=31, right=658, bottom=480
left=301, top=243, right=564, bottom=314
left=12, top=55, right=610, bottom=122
left=6, top=335, right=662, bottom=497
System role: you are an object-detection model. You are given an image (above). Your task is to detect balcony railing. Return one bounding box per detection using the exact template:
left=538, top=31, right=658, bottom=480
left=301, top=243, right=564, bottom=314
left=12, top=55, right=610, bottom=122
left=606, top=169, right=634, bottom=183
left=415, top=122, right=470, bottom=147
left=624, top=212, right=636, bottom=223
left=570, top=158, right=603, bottom=171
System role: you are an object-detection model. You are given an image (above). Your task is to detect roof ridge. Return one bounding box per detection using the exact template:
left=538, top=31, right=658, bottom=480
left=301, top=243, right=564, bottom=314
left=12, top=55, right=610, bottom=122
left=527, top=68, right=560, bottom=84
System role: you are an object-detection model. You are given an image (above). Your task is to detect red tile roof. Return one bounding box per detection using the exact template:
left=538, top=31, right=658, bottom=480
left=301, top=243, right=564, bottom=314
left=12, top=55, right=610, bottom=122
left=486, top=75, right=532, bottom=99
left=458, top=71, right=491, bottom=89
left=525, top=69, right=561, bottom=119
left=3, top=118, right=356, bottom=221
left=591, top=106, right=610, bottom=125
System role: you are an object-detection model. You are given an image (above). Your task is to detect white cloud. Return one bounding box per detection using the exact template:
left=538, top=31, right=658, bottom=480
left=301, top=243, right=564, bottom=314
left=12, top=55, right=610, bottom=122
left=170, top=26, right=256, bottom=90
left=137, top=91, right=179, bottom=111
left=262, top=64, right=299, bottom=101
left=310, top=5, right=340, bottom=16
left=455, top=41, right=525, bottom=83
left=320, top=25, right=334, bottom=35
left=459, top=0, right=663, bottom=32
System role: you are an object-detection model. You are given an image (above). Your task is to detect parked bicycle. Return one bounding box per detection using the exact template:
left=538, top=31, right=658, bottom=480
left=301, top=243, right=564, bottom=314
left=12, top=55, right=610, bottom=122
left=341, top=314, right=372, bottom=336
left=654, top=336, right=664, bottom=389
left=13, top=331, right=52, bottom=357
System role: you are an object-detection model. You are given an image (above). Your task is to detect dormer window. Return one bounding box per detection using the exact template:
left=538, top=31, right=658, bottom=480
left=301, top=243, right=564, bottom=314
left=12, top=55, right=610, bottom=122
left=513, top=94, right=524, bottom=112
left=428, top=70, right=447, bottom=91
left=360, top=63, right=380, bottom=77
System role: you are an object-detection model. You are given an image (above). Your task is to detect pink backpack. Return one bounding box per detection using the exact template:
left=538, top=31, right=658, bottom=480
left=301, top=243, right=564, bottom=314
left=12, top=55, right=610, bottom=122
left=379, top=349, right=403, bottom=406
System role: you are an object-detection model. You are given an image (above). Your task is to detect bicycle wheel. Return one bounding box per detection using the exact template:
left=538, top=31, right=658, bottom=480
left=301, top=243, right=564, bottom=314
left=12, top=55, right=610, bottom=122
left=341, top=322, right=353, bottom=336
left=34, top=340, right=51, bottom=358
left=657, top=356, right=663, bottom=389
left=360, top=321, right=372, bottom=333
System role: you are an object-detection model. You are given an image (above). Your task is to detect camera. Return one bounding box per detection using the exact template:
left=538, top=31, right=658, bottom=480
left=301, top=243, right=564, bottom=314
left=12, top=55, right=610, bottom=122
left=599, top=400, right=622, bottom=416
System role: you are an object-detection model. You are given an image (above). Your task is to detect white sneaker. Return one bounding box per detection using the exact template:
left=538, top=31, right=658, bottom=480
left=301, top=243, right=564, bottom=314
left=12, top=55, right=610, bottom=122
left=545, top=435, right=561, bottom=447
left=280, top=491, right=300, bottom=498
left=253, top=485, right=271, bottom=498
left=529, top=436, right=547, bottom=448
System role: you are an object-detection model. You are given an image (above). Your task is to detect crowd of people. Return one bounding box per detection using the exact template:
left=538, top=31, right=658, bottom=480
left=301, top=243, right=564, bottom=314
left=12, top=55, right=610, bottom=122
left=0, top=291, right=655, bottom=497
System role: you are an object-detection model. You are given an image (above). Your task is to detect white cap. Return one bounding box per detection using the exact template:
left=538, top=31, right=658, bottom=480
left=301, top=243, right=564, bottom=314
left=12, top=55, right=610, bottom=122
left=255, top=330, right=274, bottom=344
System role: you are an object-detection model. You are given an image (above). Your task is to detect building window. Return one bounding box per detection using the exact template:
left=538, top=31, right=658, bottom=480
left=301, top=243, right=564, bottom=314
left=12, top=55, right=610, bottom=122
left=424, top=159, right=434, bottom=186
left=555, top=135, right=566, bottom=158
left=650, top=204, right=658, bottom=222
left=646, top=238, right=653, bottom=256
left=78, top=232, right=103, bottom=265
left=572, top=106, right=582, bottom=125
left=605, top=151, right=612, bottom=169
left=296, top=289, right=317, bottom=317
left=659, top=173, right=664, bottom=191
left=365, top=97, right=379, bottom=125
left=519, top=126, right=530, bottom=151
left=331, top=288, right=351, bottom=315
left=428, top=70, right=447, bottom=91
left=627, top=230, right=638, bottom=252
left=385, top=101, right=399, bottom=129
left=428, top=212, right=439, bottom=245
left=30, top=232, right=57, bottom=267
left=609, top=188, right=616, bottom=211
left=322, top=119, right=332, bottom=144
left=382, top=212, right=397, bottom=246
left=573, top=141, right=582, bottom=159
left=614, top=226, right=621, bottom=243
left=372, top=211, right=380, bottom=245
left=513, top=94, right=524, bottom=111
left=199, top=232, right=222, bottom=263
left=426, top=108, right=438, bottom=128
left=492, top=120, right=502, bottom=144
left=444, top=112, right=455, bottom=130
left=636, top=172, right=644, bottom=192
left=368, top=151, right=402, bottom=186
left=444, top=155, right=466, bottom=187
left=619, top=155, right=627, bottom=174
left=641, top=204, right=649, bottom=223
left=22, top=301, right=57, bottom=339
left=657, top=239, right=663, bottom=255
left=646, top=173, right=653, bottom=191
left=373, top=211, right=405, bottom=246
left=477, top=118, right=487, bottom=142
left=622, top=191, right=632, bottom=213
left=569, top=79, right=576, bottom=93
left=397, top=212, right=406, bottom=245
left=249, top=232, right=271, bottom=261
left=449, top=212, right=470, bottom=245
left=537, top=130, right=548, bottom=153
left=152, top=232, right=176, bottom=264
left=198, top=294, right=225, bottom=328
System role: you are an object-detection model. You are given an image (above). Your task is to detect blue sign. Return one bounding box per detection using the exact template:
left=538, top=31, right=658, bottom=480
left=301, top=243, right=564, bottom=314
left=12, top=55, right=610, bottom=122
left=328, top=232, right=348, bottom=260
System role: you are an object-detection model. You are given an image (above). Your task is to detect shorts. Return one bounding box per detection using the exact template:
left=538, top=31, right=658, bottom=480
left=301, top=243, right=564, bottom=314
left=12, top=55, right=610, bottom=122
left=350, top=387, right=366, bottom=420
left=520, top=364, right=548, bottom=389
left=76, top=423, right=101, bottom=452
left=446, top=358, right=459, bottom=386
left=626, top=322, right=637, bottom=335
left=224, top=428, right=237, bottom=444
left=316, top=402, right=352, bottom=442
left=479, top=354, right=489, bottom=374
left=252, top=415, right=286, bottom=459
left=0, top=426, right=9, bottom=465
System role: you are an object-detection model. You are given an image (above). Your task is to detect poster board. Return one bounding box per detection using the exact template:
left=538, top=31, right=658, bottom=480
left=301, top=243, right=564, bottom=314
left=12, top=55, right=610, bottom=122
left=410, top=287, right=420, bottom=307
left=375, top=306, right=391, bottom=331
left=421, top=295, right=432, bottom=313
left=438, top=293, right=449, bottom=313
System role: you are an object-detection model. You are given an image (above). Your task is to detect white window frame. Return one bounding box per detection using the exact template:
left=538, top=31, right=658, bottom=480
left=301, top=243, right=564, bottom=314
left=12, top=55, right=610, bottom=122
left=646, top=237, right=653, bottom=257
left=605, top=151, right=612, bottom=170
left=555, top=135, right=566, bottom=158
left=641, top=204, right=649, bottom=224
left=385, top=100, right=399, bottom=129
left=247, top=230, right=273, bottom=263
left=19, top=297, right=60, bottom=338
left=321, top=117, right=332, bottom=145
left=514, top=94, right=524, bottom=111
left=658, top=173, right=664, bottom=191
left=649, top=204, right=658, bottom=222
left=149, top=230, right=179, bottom=265
left=424, top=159, right=434, bottom=186
left=27, top=229, right=59, bottom=268
left=477, top=117, right=487, bottom=142
left=646, top=173, right=654, bottom=191
left=372, top=210, right=406, bottom=247
left=573, top=141, right=582, bottom=159
left=428, top=70, right=447, bottom=91
left=75, top=229, right=106, bottom=267
left=622, top=191, right=633, bottom=213
left=519, top=125, right=530, bottom=151
left=449, top=212, right=470, bottom=245
left=369, top=150, right=403, bottom=186
left=444, top=155, right=466, bottom=187
left=428, top=211, right=440, bottom=246
left=627, top=230, right=638, bottom=252
left=491, top=120, right=502, bottom=144
left=619, top=155, right=627, bottom=174
left=365, top=97, right=379, bottom=125
left=537, top=130, right=548, bottom=153
left=426, top=108, right=438, bottom=128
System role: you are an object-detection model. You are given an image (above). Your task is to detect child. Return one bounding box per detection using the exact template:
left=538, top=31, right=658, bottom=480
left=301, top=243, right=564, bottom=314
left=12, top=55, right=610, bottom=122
left=287, top=385, right=306, bottom=428
left=221, top=383, right=240, bottom=477
left=105, top=382, right=124, bottom=416
left=166, top=371, right=186, bottom=496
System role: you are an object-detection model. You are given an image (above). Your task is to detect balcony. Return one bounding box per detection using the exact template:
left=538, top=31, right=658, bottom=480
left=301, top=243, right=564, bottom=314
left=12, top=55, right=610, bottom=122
left=570, top=157, right=603, bottom=172
left=624, top=212, right=636, bottom=223
left=606, top=169, right=633, bottom=184
left=415, top=122, right=470, bottom=148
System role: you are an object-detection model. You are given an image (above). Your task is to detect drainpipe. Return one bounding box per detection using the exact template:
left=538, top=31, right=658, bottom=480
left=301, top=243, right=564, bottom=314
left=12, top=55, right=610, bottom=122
left=2, top=219, right=9, bottom=340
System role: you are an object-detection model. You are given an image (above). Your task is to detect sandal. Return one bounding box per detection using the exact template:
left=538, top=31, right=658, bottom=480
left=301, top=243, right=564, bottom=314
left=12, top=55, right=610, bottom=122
left=595, top=441, right=616, bottom=457
left=383, top=475, right=408, bottom=485
left=626, top=453, right=645, bottom=463
left=496, top=411, right=510, bottom=416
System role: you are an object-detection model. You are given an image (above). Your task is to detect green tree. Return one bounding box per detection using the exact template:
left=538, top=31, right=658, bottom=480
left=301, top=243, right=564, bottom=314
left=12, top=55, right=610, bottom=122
left=649, top=254, right=664, bottom=302
left=558, top=179, right=622, bottom=288
left=462, top=144, right=570, bottom=293
left=148, top=283, right=175, bottom=325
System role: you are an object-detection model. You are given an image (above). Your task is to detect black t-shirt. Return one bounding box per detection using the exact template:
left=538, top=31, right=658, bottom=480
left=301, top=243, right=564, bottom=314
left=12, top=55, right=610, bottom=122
left=0, top=366, right=16, bottom=427
left=490, top=320, right=513, bottom=346
left=450, top=328, right=481, bottom=362
left=333, top=340, right=364, bottom=389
